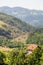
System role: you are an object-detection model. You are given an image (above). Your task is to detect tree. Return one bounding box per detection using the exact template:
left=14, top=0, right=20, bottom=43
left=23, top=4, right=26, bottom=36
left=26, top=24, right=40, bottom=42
left=0, top=51, right=6, bottom=65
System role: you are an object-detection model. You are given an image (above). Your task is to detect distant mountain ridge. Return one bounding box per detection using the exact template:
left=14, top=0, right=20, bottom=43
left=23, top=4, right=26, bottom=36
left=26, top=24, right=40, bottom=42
left=0, top=6, right=43, bottom=28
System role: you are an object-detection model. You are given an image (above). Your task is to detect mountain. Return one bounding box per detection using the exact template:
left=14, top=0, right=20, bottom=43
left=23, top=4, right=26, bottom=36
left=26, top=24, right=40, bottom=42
left=0, top=13, right=34, bottom=39
left=0, top=6, right=43, bottom=28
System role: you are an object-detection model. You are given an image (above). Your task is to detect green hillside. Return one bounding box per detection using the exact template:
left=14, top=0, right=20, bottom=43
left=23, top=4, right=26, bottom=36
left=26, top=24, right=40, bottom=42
left=26, top=28, right=43, bottom=45
left=0, top=13, right=35, bottom=47
left=0, top=13, right=34, bottom=32
left=0, top=13, right=34, bottom=39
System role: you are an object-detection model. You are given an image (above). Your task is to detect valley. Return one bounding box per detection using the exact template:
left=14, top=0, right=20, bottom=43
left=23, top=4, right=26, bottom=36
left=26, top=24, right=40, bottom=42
left=0, top=7, right=43, bottom=65
left=0, top=0, right=43, bottom=64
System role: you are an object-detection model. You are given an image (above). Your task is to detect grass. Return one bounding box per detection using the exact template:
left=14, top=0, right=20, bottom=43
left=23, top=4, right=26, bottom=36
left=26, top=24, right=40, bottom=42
left=40, top=45, right=43, bottom=65
left=12, top=32, right=29, bottom=43
left=0, top=21, right=7, bottom=25
left=0, top=20, right=29, bottom=43
left=0, top=21, right=9, bottom=30
left=0, top=46, right=13, bottom=52
left=0, top=21, right=6, bottom=27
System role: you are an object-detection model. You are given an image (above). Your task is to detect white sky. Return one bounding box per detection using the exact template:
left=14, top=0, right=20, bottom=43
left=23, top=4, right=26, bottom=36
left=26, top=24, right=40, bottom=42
left=0, top=0, right=43, bottom=10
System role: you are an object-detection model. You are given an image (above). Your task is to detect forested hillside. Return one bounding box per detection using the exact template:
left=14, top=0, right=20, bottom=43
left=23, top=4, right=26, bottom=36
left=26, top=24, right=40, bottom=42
left=26, top=28, right=43, bottom=45
left=0, top=13, right=35, bottom=47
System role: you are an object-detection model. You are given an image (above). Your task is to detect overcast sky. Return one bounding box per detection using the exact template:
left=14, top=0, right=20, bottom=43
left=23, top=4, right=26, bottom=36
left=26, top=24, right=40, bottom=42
left=0, top=0, right=43, bottom=10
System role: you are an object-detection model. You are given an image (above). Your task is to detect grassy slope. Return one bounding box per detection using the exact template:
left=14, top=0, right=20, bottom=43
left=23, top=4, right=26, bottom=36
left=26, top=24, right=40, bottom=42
left=0, top=46, right=13, bottom=52
left=0, top=13, right=34, bottom=32
left=0, top=21, right=22, bottom=38
left=0, top=21, right=27, bottom=42
left=0, top=13, right=34, bottom=43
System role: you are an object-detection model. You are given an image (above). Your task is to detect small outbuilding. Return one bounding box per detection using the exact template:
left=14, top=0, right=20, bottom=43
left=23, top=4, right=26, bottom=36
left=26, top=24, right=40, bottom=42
left=26, top=44, right=40, bottom=54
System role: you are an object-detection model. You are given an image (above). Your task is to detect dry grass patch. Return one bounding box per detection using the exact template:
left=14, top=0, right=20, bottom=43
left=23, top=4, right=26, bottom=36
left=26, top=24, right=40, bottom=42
left=0, top=46, right=13, bottom=52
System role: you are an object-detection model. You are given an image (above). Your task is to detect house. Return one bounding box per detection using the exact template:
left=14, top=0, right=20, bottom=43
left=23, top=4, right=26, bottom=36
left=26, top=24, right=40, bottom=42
left=26, top=44, right=40, bottom=54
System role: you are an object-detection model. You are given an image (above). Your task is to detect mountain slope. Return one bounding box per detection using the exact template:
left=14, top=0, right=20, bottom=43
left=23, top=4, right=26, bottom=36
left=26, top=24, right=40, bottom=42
left=0, top=13, right=34, bottom=32
left=0, top=13, right=34, bottom=39
left=0, top=6, right=43, bottom=28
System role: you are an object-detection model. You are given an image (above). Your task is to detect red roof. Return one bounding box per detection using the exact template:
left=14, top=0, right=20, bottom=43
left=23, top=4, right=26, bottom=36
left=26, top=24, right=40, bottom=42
left=27, top=44, right=37, bottom=51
